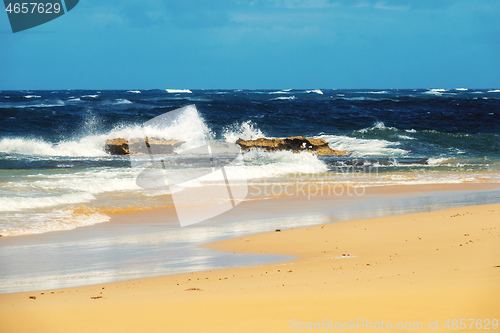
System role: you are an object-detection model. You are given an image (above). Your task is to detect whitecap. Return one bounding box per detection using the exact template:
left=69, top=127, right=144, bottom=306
left=306, top=89, right=323, bottom=95
left=24, top=95, right=41, bottom=98
left=166, top=89, right=192, bottom=94
left=423, top=89, right=446, bottom=95
left=127, top=90, right=141, bottom=94
left=269, top=89, right=292, bottom=94
left=271, top=96, right=296, bottom=101
left=358, top=121, right=398, bottom=133
left=114, top=99, right=133, bottom=105
left=487, top=89, right=500, bottom=93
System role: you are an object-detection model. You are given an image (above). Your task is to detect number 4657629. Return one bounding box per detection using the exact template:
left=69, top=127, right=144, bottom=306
left=5, top=2, right=61, bottom=14
left=444, top=319, right=498, bottom=330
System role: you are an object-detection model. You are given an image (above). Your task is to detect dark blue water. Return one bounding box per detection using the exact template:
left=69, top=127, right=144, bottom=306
left=1, top=89, right=498, bottom=163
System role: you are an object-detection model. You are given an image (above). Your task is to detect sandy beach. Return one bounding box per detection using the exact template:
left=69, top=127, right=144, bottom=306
left=1, top=197, right=498, bottom=332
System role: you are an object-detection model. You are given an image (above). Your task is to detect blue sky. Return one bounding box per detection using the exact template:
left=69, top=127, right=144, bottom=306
left=1, top=0, right=499, bottom=89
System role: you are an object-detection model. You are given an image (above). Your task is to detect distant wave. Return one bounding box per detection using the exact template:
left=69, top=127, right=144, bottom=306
left=24, top=95, right=41, bottom=99
left=269, top=89, right=292, bottom=94
left=127, top=90, right=141, bottom=94
left=114, top=99, right=133, bottom=105
left=423, top=89, right=447, bottom=96
left=488, top=90, right=500, bottom=93
left=306, top=89, right=323, bottom=95
left=81, top=94, right=99, bottom=98
left=366, top=91, right=388, bottom=94
left=271, top=96, right=296, bottom=101
left=166, top=89, right=192, bottom=93
left=12, top=100, right=66, bottom=108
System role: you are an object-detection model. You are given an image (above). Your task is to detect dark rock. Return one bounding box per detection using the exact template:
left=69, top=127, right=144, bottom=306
left=105, top=138, right=185, bottom=156
left=236, top=136, right=347, bottom=155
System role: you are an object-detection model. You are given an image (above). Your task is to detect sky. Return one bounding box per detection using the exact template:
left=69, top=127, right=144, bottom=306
left=1, top=0, right=499, bottom=90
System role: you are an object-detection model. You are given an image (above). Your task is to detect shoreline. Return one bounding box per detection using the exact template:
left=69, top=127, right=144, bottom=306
left=1, top=182, right=499, bottom=240
left=0, top=183, right=499, bottom=295
left=0, top=202, right=498, bottom=332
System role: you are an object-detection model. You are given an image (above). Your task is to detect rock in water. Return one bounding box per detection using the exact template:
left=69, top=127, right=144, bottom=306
left=236, top=136, right=347, bottom=155
left=105, top=138, right=185, bottom=156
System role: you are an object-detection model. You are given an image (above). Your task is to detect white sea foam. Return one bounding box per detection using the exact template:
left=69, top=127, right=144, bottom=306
left=0, top=137, right=108, bottom=157
left=81, top=95, right=99, bottom=98
left=427, top=157, right=451, bottom=165
left=455, top=88, right=468, bottom=91
left=358, top=121, right=398, bottom=133
left=423, top=89, right=447, bottom=96
left=487, top=90, right=500, bottom=93
left=127, top=90, right=141, bottom=94
left=272, top=96, right=296, bottom=100
left=0, top=208, right=110, bottom=236
left=366, top=91, right=388, bottom=94
left=114, top=99, right=133, bottom=105
left=269, top=89, right=292, bottom=94
left=318, top=134, right=407, bottom=157
left=306, top=89, right=323, bottom=95
left=68, top=97, right=81, bottom=102
left=166, top=89, right=192, bottom=93
left=397, top=135, right=415, bottom=140
left=240, top=150, right=328, bottom=179
left=24, top=95, right=41, bottom=98
left=14, top=100, right=65, bottom=108
left=222, top=120, right=266, bottom=142
left=0, top=106, right=214, bottom=157
left=0, top=192, right=96, bottom=212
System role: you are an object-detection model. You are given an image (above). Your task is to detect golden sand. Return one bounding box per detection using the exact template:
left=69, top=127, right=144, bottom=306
left=0, top=202, right=498, bottom=332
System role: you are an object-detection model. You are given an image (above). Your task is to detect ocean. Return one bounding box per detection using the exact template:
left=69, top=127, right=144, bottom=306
left=1, top=88, right=500, bottom=293
left=0, top=88, right=499, bottom=237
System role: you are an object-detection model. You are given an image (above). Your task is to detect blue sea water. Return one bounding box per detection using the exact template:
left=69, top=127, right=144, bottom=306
left=0, top=88, right=499, bottom=236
